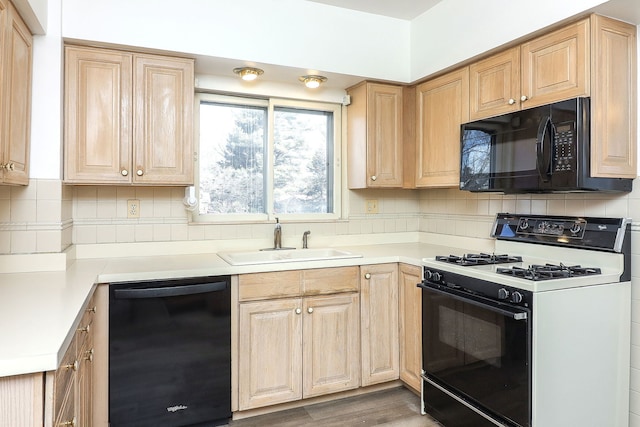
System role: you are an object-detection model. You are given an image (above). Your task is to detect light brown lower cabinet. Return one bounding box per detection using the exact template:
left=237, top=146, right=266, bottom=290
left=0, top=294, right=96, bottom=427
left=398, top=263, right=422, bottom=392
left=360, top=263, right=399, bottom=386
left=238, top=293, right=360, bottom=410
left=47, top=297, right=96, bottom=427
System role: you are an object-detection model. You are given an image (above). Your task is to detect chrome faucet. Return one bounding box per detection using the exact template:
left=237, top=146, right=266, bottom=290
left=302, top=230, right=311, bottom=249
left=274, top=218, right=282, bottom=249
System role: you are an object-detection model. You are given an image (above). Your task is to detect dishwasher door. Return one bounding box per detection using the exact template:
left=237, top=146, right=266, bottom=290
left=109, top=276, right=231, bottom=427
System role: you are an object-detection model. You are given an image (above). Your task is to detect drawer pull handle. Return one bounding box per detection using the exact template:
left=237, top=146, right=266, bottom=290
left=63, top=361, right=79, bottom=371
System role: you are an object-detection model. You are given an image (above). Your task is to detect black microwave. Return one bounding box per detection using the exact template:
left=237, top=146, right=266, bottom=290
left=459, top=97, right=632, bottom=193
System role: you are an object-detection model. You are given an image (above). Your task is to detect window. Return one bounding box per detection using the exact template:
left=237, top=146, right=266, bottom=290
left=196, top=94, right=342, bottom=222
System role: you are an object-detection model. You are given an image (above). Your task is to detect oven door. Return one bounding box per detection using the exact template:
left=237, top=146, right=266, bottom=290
left=420, top=282, right=531, bottom=427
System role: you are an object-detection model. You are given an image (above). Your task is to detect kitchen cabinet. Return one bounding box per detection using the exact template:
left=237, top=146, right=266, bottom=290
left=347, top=82, right=404, bottom=188
left=64, top=45, right=194, bottom=185
left=470, top=19, right=589, bottom=120
left=237, top=267, right=360, bottom=410
left=415, top=67, right=469, bottom=188
left=590, top=15, right=637, bottom=178
left=398, top=263, right=422, bottom=392
left=360, top=263, right=399, bottom=386
left=468, top=14, right=636, bottom=178
left=0, top=0, right=32, bottom=185
left=48, top=296, right=96, bottom=427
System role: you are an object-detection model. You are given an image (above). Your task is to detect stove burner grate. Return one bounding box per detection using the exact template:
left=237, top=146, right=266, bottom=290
left=496, top=263, right=602, bottom=281
left=436, top=253, right=523, bottom=266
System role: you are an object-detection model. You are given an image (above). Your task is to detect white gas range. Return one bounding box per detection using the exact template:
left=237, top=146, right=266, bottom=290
left=419, top=213, right=631, bottom=427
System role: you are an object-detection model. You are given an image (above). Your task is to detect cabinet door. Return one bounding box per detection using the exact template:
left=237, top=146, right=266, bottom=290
left=590, top=14, right=637, bottom=178
left=64, top=46, right=133, bottom=183
left=469, top=47, right=520, bottom=120
left=303, top=293, right=360, bottom=397
left=347, top=82, right=403, bottom=189
left=366, top=83, right=403, bottom=188
left=398, top=264, right=422, bottom=392
left=133, top=55, right=194, bottom=184
left=238, top=298, right=303, bottom=410
left=360, top=264, right=399, bottom=386
left=521, top=19, right=589, bottom=109
left=415, top=67, right=469, bottom=188
left=1, top=2, right=32, bottom=185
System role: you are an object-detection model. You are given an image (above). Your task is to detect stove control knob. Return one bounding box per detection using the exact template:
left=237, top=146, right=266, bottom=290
left=498, top=288, right=510, bottom=300
left=432, top=272, right=442, bottom=282
left=424, top=270, right=433, bottom=280
left=511, top=291, right=524, bottom=304
left=570, top=223, right=582, bottom=234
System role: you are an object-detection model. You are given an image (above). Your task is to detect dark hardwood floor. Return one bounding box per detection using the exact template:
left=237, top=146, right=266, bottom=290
left=228, top=386, right=443, bottom=427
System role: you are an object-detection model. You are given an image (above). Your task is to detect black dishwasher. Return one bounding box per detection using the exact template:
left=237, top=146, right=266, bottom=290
left=109, top=276, right=231, bottom=427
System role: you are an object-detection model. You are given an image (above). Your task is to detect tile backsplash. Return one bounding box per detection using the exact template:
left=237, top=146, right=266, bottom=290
left=0, top=179, right=636, bottom=255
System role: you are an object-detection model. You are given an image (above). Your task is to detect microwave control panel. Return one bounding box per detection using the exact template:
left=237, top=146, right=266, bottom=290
left=553, top=121, right=576, bottom=172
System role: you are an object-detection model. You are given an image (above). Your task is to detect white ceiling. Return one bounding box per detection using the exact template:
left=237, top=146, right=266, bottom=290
left=306, top=0, right=443, bottom=20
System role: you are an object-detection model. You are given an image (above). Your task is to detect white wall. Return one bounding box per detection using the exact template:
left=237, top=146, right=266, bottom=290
left=60, top=0, right=411, bottom=82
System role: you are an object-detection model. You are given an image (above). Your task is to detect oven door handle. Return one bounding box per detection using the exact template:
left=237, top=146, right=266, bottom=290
left=419, top=282, right=529, bottom=321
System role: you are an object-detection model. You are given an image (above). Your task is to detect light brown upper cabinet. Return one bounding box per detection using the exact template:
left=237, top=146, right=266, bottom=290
left=469, top=15, right=636, bottom=178
left=0, top=0, right=32, bottom=185
left=64, top=45, right=194, bottom=185
left=470, top=19, right=589, bottom=120
left=590, top=15, right=637, bottom=178
left=415, top=67, right=469, bottom=188
left=347, top=82, right=404, bottom=188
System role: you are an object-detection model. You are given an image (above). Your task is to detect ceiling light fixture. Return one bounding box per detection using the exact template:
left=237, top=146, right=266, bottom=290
left=233, top=67, right=264, bottom=81
left=299, top=75, right=327, bottom=89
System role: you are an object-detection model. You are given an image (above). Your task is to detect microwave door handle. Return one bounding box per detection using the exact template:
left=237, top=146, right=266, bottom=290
left=536, top=116, right=553, bottom=182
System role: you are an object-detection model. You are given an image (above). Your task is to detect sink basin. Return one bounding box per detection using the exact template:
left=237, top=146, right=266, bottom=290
left=218, top=248, right=362, bottom=266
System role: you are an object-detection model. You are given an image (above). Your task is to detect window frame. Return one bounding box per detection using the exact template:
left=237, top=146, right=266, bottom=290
left=194, top=93, right=343, bottom=223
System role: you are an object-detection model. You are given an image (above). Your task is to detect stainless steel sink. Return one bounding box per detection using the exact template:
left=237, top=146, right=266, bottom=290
left=218, top=248, right=362, bottom=266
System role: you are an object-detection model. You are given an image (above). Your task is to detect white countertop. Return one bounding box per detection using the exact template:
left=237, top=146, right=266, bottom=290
left=0, top=242, right=461, bottom=378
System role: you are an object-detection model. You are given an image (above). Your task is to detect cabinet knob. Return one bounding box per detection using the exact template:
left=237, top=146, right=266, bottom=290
left=120, top=169, right=128, bottom=176
left=307, top=307, right=314, bottom=314
left=520, top=95, right=528, bottom=102
left=86, top=306, right=97, bottom=314
left=63, top=360, right=79, bottom=371
left=508, top=98, right=516, bottom=105
left=364, top=273, right=371, bottom=279
left=60, top=416, right=76, bottom=426
left=85, top=349, right=94, bottom=362
left=136, top=169, right=144, bottom=176
left=295, top=308, right=302, bottom=314
left=1, top=162, right=15, bottom=171
left=78, top=324, right=90, bottom=334
left=370, top=175, right=377, bottom=181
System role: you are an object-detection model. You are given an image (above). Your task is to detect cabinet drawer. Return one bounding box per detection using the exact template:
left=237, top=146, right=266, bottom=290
left=76, top=304, right=95, bottom=349
left=54, top=379, right=76, bottom=427
left=54, top=337, right=77, bottom=420
left=302, top=267, right=359, bottom=295
left=239, top=270, right=302, bottom=301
